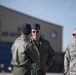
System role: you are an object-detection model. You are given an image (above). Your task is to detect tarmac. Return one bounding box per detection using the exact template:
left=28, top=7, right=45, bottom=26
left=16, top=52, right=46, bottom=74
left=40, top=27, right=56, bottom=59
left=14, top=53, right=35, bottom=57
left=0, top=73, right=63, bottom=75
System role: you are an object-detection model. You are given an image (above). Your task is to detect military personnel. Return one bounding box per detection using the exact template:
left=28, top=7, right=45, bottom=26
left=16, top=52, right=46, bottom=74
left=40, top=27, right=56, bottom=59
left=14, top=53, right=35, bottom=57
left=64, top=28, right=76, bottom=75
left=11, top=23, right=39, bottom=75
left=31, top=23, right=55, bottom=75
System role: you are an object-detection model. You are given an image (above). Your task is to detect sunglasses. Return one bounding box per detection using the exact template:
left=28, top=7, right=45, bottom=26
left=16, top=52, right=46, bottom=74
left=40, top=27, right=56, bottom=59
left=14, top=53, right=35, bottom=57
left=73, top=33, right=76, bottom=36
left=32, top=30, right=39, bottom=33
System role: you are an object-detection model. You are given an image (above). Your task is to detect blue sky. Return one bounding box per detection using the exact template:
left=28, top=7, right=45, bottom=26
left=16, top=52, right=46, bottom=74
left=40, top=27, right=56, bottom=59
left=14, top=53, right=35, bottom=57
left=0, top=0, right=76, bottom=52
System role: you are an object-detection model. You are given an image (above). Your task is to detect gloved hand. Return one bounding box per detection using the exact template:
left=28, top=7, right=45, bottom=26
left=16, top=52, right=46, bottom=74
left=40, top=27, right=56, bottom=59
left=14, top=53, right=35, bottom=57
left=43, top=65, right=49, bottom=71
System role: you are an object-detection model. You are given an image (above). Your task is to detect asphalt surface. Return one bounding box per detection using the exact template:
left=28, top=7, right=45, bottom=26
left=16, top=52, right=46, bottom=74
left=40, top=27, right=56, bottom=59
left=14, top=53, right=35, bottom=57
left=0, top=73, right=63, bottom=75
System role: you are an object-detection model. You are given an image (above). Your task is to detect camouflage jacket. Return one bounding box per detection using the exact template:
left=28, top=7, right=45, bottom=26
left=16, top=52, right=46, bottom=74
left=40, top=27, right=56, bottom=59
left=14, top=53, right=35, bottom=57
left=64, top=42, right=76, bottom=75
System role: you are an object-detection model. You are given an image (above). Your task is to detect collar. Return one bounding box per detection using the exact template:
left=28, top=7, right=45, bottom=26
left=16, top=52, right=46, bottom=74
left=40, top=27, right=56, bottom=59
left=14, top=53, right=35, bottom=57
left=21, top=34, right=31, bottom=40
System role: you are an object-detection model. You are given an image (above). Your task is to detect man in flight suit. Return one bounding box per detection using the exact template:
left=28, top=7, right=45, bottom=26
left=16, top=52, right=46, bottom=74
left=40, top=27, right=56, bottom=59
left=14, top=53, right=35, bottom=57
left=11, top=23, right=39, bottom=75
left=31, top=23, right=55, bottom=75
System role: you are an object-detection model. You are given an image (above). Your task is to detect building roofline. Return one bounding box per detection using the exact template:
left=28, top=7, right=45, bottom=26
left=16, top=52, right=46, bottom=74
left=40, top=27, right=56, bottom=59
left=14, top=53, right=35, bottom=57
left=0, top=5, right=63, bottom=28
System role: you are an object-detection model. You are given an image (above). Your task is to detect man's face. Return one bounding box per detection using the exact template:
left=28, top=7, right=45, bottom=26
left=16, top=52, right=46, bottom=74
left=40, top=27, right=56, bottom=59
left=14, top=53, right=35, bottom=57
left=73, top=29, right=76, bottom=41
left=31, top=29, right=41, bottom=41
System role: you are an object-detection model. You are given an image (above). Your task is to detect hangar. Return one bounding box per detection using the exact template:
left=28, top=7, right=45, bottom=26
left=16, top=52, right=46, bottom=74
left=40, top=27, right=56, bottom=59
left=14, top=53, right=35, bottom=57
left=0, top=5, right=63, bottom=73
left=0, top=5, right=63, bottom=52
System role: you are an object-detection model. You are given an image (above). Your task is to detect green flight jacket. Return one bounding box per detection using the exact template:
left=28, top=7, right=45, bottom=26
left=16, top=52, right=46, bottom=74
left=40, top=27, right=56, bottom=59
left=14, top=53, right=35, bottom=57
left=11, top=34, right=39, bottom=75
left=31, top=37, right=55, bottom=69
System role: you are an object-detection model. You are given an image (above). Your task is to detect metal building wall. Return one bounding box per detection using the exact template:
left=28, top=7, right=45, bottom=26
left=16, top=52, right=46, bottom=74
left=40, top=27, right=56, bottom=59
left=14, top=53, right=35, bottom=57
left=0, top=6, right=63, bottom=52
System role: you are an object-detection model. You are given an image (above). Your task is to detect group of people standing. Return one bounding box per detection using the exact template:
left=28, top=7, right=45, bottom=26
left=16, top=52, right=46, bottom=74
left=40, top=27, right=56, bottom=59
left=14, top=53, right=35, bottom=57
left=11, top=22, right=76, bottom=75
left=11, top=23, right=55, bottom=75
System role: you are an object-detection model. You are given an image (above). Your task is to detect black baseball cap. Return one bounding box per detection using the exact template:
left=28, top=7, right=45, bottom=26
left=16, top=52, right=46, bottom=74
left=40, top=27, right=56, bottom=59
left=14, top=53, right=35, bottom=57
left=32, top=23, right=40, bottom=30
left=21, top=23, right=31, bottom=30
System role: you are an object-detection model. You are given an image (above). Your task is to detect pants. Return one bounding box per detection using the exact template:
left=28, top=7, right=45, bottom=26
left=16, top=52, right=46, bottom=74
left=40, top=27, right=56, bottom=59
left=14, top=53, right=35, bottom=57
left=37, top=70, right=46, bottom=75
left=31, top=69, right=46, bottom=75
left=13, top=66, right=46, bottom=75
left=13, top=66, right=31, bottom=75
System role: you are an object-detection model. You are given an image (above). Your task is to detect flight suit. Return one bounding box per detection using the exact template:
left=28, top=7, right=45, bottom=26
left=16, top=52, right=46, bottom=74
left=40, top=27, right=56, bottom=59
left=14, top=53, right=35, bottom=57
left=11, top=34, right=40, bottom=75
left=31, top=37, right=55, bottom=75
